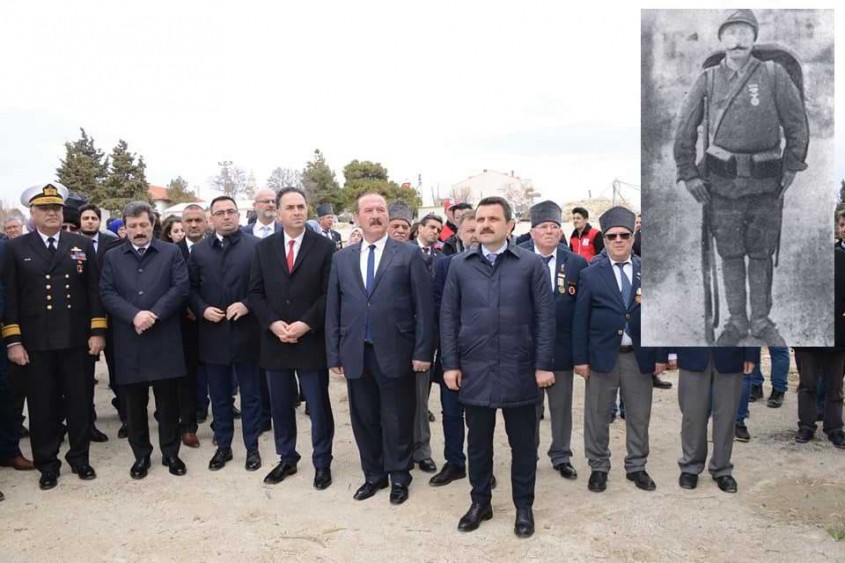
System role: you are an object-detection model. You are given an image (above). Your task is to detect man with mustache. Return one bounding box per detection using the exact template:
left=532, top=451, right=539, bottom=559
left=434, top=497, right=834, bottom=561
left=3, top=183, right=106, bottom=490
left=326, top=192, right=435, bottom=505
left=674, top=9, right=809, bottom=346
left=100, top=201, right=190, bottom=479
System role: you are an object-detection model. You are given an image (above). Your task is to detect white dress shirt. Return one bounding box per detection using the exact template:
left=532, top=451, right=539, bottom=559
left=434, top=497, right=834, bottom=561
left=359, top=234, right=389, bottom=287
left=37, top=230, right=60, bottom=248
left=283, top=229, right=305, bottom=265
left=185, top=237, right=197, bottom=254
left=480, top=242, right=508, bottom=260
left=609, top=255, right=633, bottom=346
left=253, top=221, right=275, bottom=239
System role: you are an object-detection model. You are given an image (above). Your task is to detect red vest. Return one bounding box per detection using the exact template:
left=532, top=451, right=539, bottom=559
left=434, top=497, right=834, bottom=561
left=571, top=227, right=599, bottom=260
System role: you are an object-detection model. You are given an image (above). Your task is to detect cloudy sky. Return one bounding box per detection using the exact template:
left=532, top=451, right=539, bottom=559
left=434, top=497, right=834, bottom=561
left=1, top=1, right=841, bottom=210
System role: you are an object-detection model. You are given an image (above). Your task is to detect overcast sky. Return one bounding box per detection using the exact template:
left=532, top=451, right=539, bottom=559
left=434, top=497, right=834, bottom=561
left=1, top=1, right=842, bottom=210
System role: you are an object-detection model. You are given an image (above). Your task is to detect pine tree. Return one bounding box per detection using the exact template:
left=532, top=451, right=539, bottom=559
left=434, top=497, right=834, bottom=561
left=55, top=128, right=109, bottom=200
left=302, top=149, right=343, bottom=212
left=166, top=176, right=197, bottom=205
left=100, top=140, right=150, bottom=214
left=342, top=160, right=421, bottom=213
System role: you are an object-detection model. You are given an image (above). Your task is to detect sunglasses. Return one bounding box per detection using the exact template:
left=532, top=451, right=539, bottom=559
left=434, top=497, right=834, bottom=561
left=604, top=232, right=632, bottom=241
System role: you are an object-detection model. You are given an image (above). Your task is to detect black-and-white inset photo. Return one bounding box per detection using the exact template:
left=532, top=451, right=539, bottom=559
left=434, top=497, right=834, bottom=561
left=641, top=8, right=834, bottom=347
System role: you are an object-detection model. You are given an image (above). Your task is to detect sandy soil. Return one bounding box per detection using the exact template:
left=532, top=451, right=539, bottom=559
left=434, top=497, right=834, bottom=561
left=1, top=358, right=843, bottom=562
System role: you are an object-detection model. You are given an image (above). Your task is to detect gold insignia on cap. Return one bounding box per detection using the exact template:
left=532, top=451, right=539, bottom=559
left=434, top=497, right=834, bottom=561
left=43, top=185, right=59, bottom=196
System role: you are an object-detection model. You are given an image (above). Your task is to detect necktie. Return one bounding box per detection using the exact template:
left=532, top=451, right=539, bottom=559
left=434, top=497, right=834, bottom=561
left=541, top=255, right=553, bottom=266
left=261, top=226, right=270, bottom=238
left=423, top=247, right=430, bottom=255
left=138, top=246, right=146, bottom=257
left=365, top=244, right=376, bottom=342
left=286, top=240, right=295, bottom=271
left=47, top=237, right=56, bottom=254
left=486, top=252, right=497, bottom=266
left=93, top=238, right=98, bottom=253
left=616, top=262, right=632, bottom=337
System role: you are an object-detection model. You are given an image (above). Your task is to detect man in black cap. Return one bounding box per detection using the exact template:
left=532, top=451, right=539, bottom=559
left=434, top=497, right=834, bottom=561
left=316, top=203, right=342, bottom=249
left=574, top=206, right=667, bottom=494
left=3, top=182, right=106, bottom=490
left=387, top=202, right=413, bottom=242
left=519, top=200, right=588, bottom=481
left=674, top=9, right=809, bottom=346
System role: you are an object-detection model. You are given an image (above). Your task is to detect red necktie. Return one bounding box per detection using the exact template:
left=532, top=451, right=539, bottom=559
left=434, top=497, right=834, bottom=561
left=286, top=240, right=295, bottom=271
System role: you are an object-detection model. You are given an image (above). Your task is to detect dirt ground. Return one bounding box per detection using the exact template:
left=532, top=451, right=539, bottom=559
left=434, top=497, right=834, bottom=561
left=1, top=357, right=843, bottom=562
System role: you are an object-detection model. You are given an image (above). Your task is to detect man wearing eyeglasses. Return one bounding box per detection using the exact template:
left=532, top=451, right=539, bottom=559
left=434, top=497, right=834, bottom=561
left=188, top=196, right=263, bottom=472
left=243, top=188, right=281, bottom=240
left=574, top=206, right=667, bottom=494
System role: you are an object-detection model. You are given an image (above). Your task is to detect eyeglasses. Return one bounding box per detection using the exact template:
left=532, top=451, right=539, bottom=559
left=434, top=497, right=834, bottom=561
left=604, top=232, right=632, bottom=241
left=211, top=209, right=239, bottom=217
left=255, top=199, right=274, bottom=205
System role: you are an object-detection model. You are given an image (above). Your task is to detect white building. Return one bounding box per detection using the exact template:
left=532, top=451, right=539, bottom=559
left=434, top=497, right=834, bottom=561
left=449, top=169, right=533, bottom=204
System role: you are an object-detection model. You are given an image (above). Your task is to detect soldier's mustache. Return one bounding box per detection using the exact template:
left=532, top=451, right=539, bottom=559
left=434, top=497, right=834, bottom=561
left=369, top=218, right=383, bottom=226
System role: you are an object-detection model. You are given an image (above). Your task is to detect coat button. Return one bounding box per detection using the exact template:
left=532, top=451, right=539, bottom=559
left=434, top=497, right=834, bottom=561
left=45, top=275, right=51, bottom=279
left=65, top=285, right=70, bottom=289
left=47, top=305, right=52, bottom=310
left=66, top=294, right=71, bottom=298
left=625, top=314, right=630, bottom=319
left=46, top=285, right=51, bottom=290
left=617, top=330, right=623, bottom=335
left=67, top=305, right=72, bottom=309
left=285, top=299, right=291, bottom=305
left=138, top=291, right=144, bottom=295
left=65, top=274, right=70, bottom=278
left=138, top=269, right=143, bottom=273
left=46, top=295, right=52, bottom=301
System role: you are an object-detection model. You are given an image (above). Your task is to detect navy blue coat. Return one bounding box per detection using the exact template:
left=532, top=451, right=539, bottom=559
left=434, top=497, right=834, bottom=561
left=573, top=255, right=664, bottom=374
left=100, top=239, right=189, bottom=383
left=673, top=347, right=760, bottom=373
left=325, top=237, right=435, bottom=379
left=440, top=243, right=555, bottom=408
left=188, top=230, right=260, bottom=366
left=518, top=241, right=588, bottom=371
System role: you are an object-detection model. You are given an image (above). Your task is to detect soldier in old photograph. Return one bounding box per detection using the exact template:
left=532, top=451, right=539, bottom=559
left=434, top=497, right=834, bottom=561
left=673, top=9, right=809, bottom=346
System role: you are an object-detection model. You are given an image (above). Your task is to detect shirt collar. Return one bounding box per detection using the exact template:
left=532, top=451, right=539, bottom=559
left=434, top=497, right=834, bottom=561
left=37, top=230, right=59, bottom=245
left=363, top=233, right=389, bottom=250
left=609, top=254, right=632, bottom=267
left=533, top=246, right=556, bottom=259
left=283, top=229, right=305, bottom=245
left=481, top=241, right=508, bottom=257
left=722, top=55, right=755, bottom=78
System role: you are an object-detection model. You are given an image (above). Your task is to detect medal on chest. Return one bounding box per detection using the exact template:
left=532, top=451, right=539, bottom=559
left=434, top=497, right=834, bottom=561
left=557, top=266, right=566, bottom=294
left=635, top=287, right=642, bottom=304
left=748, top=83, right=760, bottom=107
left=568, top=281, right=577, bottom=296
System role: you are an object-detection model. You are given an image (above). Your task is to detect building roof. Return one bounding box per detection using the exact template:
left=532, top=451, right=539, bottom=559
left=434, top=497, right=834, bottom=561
left=148, top=185, right=168, bottom=201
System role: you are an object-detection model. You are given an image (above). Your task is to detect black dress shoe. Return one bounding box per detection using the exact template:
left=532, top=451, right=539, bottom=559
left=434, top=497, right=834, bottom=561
left=263, top=461, right=297, bottom=484
left=679, top=472, right=698, bottom=490
left=162, top=456, right=187, bottom=476
left=766, top=389, right=785, bottom=408
left=232, top=406, right=241, bottom=419
left=417, top=458, right=437, bottom=473
left=89, top=426, right=109, bottom=443
left=0, top=490, right=4, bottom=502
left=208, top=448, right=233, bottom=471
left=313, top=467, right=332, bottom=490
left=118, top=423, right=129, bottom=439
left=197, top=411, right=208, bottom=424
left=749, top=384, right=763, bottom=402
left=245, top=450, right=262, bottom=471
left=734, top=423, right=751, bottom=442
left=130, top=456, right=151, bottom=480
left=588, top=471, right=607, bottom=492
left=828, top=430, right=845, bottom=449
left=627, top=470, right=656, bottom=491
left=39, top=471, right=59, bottom=490
left=554, top=462, right=578, bottom=480
left=353, top=478, right=389, bottom=501
left=71, top=464, right=97, bottom=480
left=457, top=503, right=492, bottom=532
left=429, top=462, right=466, bottom=487
left=491, top=475, right=497, bottom=489
left=389, top=483, right=409, bottom=505
left=795, top=428, right=814, bottom=443
left=652, top=375, right=673, bottom=389
left=514, top=508, right=534, bottom=538
left=714, top=475, right=738, bottom=493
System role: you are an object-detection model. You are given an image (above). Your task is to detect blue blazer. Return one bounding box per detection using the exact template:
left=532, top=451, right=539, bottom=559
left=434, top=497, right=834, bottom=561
left=673, top=347, right=760, bottom=373
left=573, top=255, right=663, bottom=373
left=518, top=241, right=588, bottom=370
left=325, top=237, right=435, bottom=379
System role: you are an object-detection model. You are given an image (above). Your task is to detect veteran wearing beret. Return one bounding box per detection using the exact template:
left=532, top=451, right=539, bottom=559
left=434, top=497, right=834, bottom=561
left=2, top=182, right=106, bottom=490
left=316, top=203, right=342, bottom=249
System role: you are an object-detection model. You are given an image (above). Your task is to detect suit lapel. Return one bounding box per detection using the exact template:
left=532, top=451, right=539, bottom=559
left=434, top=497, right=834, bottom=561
left=599, top=260, right=625, bottom=308
left=350, top=243, right=366, bottom=296
left=26, top=232, right=53, bottom=267
left=629, top=259, right=641, bottom=310
left=369, top=238, right=397, bottom=295
left=275, top=232, right=291, bottom=276
left=50, top=234, right=73, bottom=271
left=291, top=231, right=315, bottom=275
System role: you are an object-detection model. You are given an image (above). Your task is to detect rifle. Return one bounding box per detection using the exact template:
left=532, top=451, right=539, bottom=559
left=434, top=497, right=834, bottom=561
left=701, top=80, right=720, bottom=345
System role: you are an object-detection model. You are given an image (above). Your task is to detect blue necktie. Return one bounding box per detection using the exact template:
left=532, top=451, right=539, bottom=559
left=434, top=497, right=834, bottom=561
left=365, top=244, right=376, bottom=342
left=541, top=255, right=553, bottom=266
left=616, top=262, right=632, bottom=336
left=486, top=252, right=497, bottom=266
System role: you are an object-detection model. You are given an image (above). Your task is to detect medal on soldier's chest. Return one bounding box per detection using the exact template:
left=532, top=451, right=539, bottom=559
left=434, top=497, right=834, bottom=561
left=748, top=83, right=760, bottom=106
left=635, top=287, right=642, bottom=304
left=568, top=281, right=577, bottom=296
left=557, top=267, right=566, bottom=294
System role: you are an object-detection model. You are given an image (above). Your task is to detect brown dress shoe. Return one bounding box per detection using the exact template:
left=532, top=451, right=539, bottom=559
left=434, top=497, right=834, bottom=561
left=0, top=455, right=35, bottom=471
left=181, top=433, right=200, bottom=448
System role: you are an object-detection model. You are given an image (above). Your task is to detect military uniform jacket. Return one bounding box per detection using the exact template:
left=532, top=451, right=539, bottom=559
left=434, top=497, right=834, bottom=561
left=100, top=239, right=188, bottom=383
left=188, top=230, right=260, bottom=365
left=674, top=56, right=809, bottom=190
left=518, top=241, right=588, bottom=371
left=2, top=231, right=106, bottom=351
